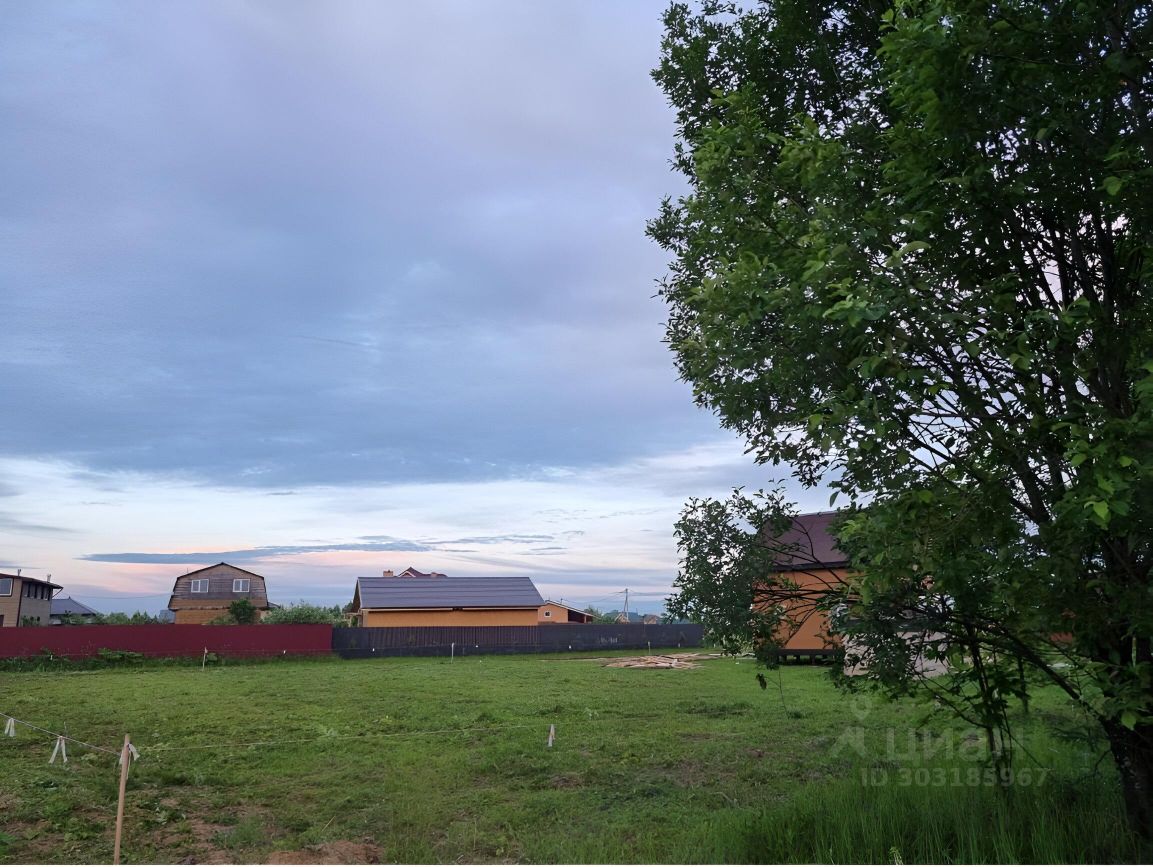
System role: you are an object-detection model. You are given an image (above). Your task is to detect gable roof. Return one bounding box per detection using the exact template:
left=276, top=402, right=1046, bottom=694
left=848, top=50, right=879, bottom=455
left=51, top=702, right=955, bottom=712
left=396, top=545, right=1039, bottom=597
left=51, top=597, right=102, bottom=617
left=176, top=562, right=266, bottom=581
left=0, top=573, right=62, bottom=590
left=168, top=563, right=270, bottom=605
left=763, top=511, right=849, bottom=571
left=356, top=576, right=544, bottom=610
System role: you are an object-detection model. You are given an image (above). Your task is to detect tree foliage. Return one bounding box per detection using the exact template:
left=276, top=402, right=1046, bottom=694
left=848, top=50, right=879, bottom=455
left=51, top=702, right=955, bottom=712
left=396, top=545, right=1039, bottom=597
left=228, top=599, right=259, bottom=625
left=650, top=0, right=1153, bottom=834
left=260, top=602, right=344, bottom=625
left=57, top=610, right=164, bottom=625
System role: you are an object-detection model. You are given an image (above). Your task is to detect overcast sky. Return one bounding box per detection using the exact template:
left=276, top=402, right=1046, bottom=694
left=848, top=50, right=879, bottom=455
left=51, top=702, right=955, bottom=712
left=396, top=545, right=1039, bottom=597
left=0, top=1, right=828, bottom=614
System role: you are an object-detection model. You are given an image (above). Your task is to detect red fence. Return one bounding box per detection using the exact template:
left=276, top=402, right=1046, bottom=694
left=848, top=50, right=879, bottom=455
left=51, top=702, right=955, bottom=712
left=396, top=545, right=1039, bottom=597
left=0, top=624, right=333, bottom=659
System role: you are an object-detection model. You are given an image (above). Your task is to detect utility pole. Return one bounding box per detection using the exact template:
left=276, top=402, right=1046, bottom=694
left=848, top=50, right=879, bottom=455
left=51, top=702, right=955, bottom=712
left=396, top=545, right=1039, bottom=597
left=623, top=588, right=629, bottom=622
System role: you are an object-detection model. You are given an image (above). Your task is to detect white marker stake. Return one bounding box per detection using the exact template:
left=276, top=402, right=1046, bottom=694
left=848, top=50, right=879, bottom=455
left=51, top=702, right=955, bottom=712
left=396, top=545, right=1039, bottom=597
left=3, top=717, right=15, bottom=737
left=202, top=647, right=208, bottom=670
left=49, top=735, right=68, bottom=764
left=547, top=724, right=556, bottom=748
left=451, top=642, right=455, bottom=662
left=113, top=735, right=131, bottom=865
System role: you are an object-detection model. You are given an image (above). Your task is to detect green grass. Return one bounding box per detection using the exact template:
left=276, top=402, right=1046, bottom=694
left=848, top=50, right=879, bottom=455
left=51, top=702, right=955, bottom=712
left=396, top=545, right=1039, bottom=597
left=0, top=652, right=1147, bottom=863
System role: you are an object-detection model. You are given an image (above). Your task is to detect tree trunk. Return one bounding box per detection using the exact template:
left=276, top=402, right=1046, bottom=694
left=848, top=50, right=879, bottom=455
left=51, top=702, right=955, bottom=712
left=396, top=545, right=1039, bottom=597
left=1105, top=720, right=1153, bottom=840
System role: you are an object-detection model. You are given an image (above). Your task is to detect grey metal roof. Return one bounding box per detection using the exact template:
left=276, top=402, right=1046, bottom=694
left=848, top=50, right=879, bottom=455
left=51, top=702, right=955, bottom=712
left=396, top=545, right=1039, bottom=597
left=51, top=597, right=102, bottom=617
left=356, top=576, right=544, bottom=610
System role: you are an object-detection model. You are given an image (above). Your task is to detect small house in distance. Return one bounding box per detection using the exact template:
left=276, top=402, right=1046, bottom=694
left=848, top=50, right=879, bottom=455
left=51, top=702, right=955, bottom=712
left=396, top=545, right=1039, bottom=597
left=0, top=573, right=61, bottom=627
left=167, top=563, right=272, bottom=625
left=351, top=575, right=544, bottom=627
left=538, top=600, right=594, bottom=624
left=50, top=597, right=102, bottom=624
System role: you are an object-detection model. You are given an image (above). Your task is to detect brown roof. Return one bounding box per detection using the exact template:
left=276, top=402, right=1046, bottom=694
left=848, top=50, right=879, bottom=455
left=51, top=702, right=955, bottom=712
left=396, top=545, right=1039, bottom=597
left=167, top=562, right=270, bottom=607
left=763, top=511, right=849, bottom=571
left=175, top=562, right=266, bottom=582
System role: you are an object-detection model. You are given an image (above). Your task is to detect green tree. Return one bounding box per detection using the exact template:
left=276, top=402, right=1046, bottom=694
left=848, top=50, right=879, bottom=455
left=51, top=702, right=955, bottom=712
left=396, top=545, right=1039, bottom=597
left=650, top=0, right=1153, bottom=835
left=96, top=611, right=163, bottom=625
left=228, top=599, right=258, bottom=625
left=583, top=606, right=620, bottom=624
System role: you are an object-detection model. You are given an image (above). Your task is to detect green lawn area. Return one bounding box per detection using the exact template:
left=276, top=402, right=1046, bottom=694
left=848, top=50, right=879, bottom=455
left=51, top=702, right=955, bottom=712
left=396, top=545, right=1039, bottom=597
left=0, top=651, right=1147, bottom=864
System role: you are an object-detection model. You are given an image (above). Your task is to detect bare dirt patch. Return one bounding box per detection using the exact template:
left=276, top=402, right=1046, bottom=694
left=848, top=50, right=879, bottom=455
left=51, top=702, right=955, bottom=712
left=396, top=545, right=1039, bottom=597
left=267, top=840, right=380, bottom=864
left=159, top=815, right=233, bottom=865
left=602, top=652, right=719, bottom=669
left=548, top=772, right=585, bottom=789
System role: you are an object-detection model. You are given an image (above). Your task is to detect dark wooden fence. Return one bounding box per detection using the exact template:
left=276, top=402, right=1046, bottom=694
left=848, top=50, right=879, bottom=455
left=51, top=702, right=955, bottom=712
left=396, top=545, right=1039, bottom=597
left=331, top=623, right=704, bottom=658
left=0, top=624, right=333, bottom=659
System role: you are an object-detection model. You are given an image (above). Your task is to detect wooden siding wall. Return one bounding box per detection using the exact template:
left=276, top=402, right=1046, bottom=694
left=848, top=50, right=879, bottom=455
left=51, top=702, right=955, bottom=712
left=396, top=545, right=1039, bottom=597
left=332, top=623, right=704, bottom=657
left=170, top=607, right=271, bottom=625
left=0, top=585, right=21, bottom=628
left=537, top=603, right=592, bottom=624
left=360, top=608, right=539, bottom=628
left=0, top=579, right=53, bottom=628
left=755, top=567, right=848, bottom=652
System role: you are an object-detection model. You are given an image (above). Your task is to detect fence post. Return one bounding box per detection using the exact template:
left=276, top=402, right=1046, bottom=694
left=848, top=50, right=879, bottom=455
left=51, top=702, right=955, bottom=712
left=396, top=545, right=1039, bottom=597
left=113, top=734, right=131, bottom=865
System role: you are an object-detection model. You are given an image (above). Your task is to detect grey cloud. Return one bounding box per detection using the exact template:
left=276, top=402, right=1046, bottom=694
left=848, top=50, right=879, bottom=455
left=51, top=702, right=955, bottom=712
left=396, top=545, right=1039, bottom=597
left=0, top=512, right=76, bottom=535
left=429, top=535, right=556, bottom=546
left=356, top=533, right=559, bottom=547
left=76, top=531, right=574, bottom=564
left=80, top=538, right=433, bottom=564
left=0, top=0, right=712, bottom=491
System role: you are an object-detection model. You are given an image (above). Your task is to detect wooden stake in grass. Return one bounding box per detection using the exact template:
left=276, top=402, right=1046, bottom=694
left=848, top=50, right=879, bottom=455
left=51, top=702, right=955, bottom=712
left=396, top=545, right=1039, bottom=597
left=113, top=734, right=131, bottom=865
left=202, top=647, right=208, bottom=670
left=547, top=724, right=555, bottom=748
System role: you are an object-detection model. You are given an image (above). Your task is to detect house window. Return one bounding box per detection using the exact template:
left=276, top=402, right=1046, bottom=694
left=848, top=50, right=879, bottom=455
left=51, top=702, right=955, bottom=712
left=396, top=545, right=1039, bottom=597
left=190, top=579, right=210, bottom=593
left=233, top=578, right=250, bottom=593
left=0, top=578, right=10, bottom=596
left=544, top=610, right=552, bottom=617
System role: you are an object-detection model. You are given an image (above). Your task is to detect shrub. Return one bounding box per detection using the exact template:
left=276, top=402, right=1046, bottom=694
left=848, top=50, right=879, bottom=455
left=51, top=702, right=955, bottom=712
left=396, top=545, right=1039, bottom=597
left=260, top=603, right=342, bottom=625
left=229, top=599, right=258, bottom=625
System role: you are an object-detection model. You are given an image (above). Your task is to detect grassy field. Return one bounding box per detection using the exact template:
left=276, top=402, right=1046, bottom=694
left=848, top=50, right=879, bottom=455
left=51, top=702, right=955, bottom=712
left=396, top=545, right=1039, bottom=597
left=1, top=651, right=1148, bottom=864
